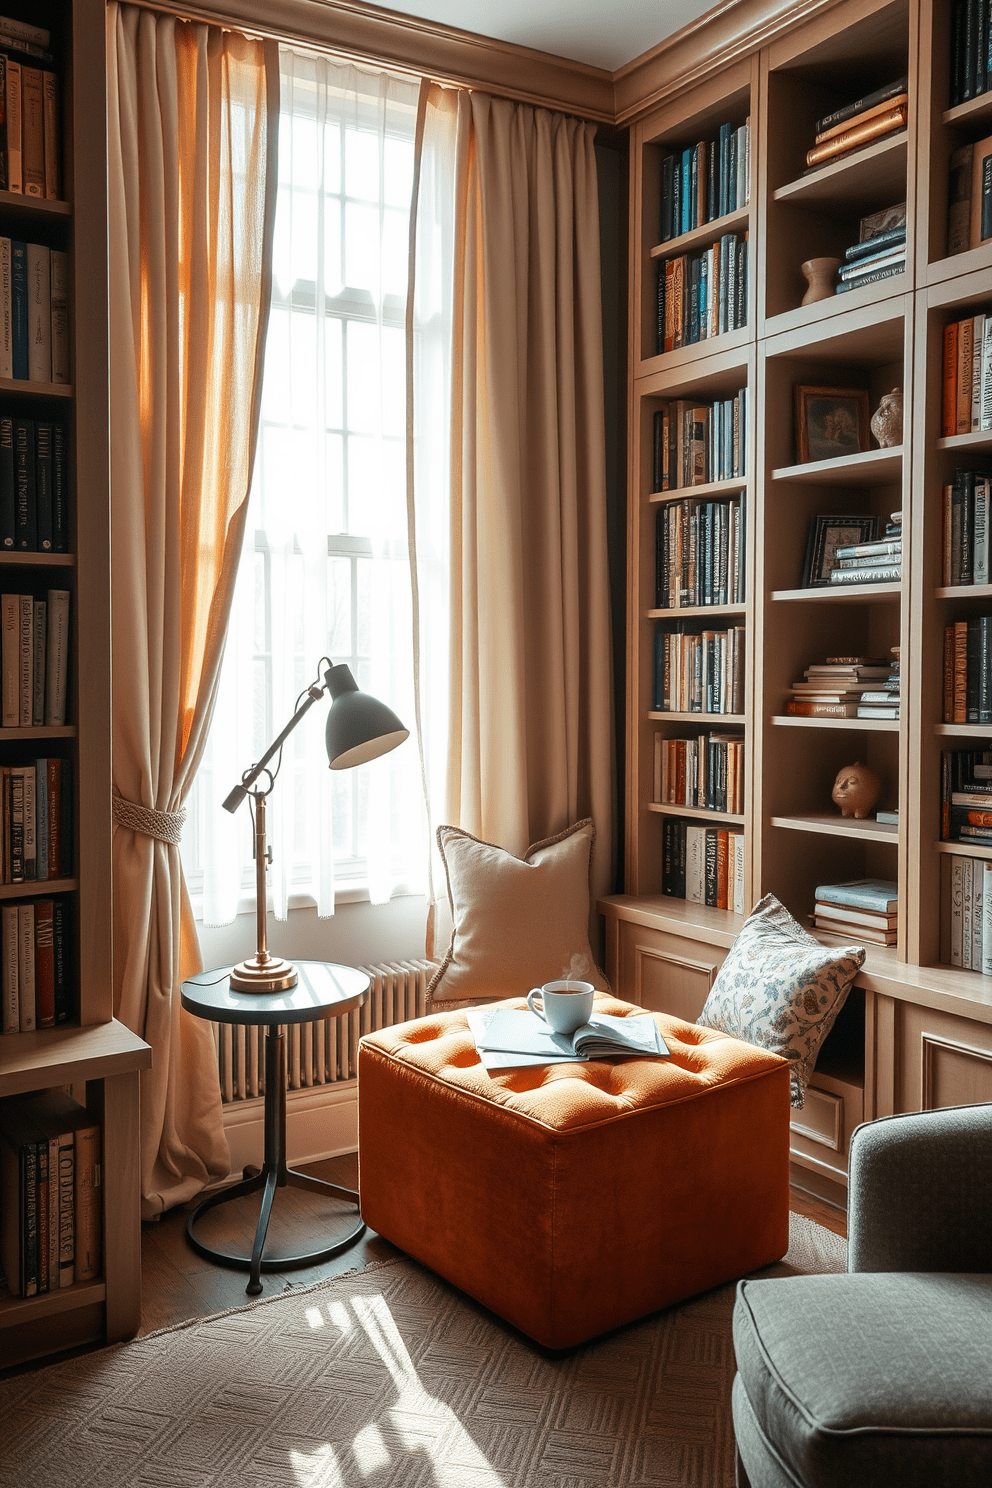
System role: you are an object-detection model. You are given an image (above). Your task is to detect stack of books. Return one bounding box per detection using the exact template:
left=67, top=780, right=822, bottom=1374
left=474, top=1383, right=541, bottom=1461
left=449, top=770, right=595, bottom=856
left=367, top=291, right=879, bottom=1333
left=940, top=747, right=992, bottom=842
left=836, top=205, right=907, bottom=295
left=653, top=732, right=744, bottom=814
left=653, top=624, right=745, bottom=714
left=949, top=0, right=992, bottom=107
left=0, top=241, right=69, bottom=383
left=940, top=853, right=992, bottom=973
left=0, top=15, right=61, bottom=199
left=941, top=313, right=992, bottom=436
left=812, top=878, right=898, bottom=946
left=943, top=620, right=992, bottom=723
left=858, top=647, right=901, bottom=720
left=652, top=391, right=747, bottom=491
left=1, top=895, right=72, bottom=1033
left=656, top=233, right=747, bottom=353
left=804, top=78, right=908, bottom=173
left=942, top=470, right=992, bottom=584
left=0, top=1091, right=100, bottom=1298
left=655, top=494, right=746, bottom=609
left=658, top=118, right=751, bottom=242
left=662, top=820, right=745, bottom=914
left=830, top=518, right=902, bottom=588
left=786, top=656, right=890, bottom=719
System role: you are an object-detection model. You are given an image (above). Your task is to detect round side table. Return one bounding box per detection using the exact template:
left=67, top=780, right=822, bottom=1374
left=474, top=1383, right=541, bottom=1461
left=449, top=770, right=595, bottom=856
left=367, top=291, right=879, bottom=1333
left=181, top=961, right=370, bottom=1295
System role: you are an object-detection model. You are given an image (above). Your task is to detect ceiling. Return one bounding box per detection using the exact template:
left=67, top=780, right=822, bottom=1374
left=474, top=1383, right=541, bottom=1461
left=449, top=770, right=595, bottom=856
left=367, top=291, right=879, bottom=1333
left=380, top=0, right=722, bottom=72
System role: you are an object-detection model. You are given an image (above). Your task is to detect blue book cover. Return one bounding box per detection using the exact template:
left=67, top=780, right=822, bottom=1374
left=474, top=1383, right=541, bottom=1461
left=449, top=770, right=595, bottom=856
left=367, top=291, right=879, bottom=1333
left=11, top=241, right=27, bottom=379
left=681, top=148, right=692, bottom=235
left=815, top=878, right=898, bottom=911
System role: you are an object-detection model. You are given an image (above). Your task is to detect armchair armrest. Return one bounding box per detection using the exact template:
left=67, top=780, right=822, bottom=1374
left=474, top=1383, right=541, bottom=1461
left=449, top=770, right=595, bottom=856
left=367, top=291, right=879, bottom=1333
left=848, top=1103, right=992, bottom=1274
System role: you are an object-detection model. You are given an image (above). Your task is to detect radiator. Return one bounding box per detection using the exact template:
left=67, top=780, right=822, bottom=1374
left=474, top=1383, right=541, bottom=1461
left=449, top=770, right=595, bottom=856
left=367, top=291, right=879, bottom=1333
left=216, top=959, right=436, bottom=1104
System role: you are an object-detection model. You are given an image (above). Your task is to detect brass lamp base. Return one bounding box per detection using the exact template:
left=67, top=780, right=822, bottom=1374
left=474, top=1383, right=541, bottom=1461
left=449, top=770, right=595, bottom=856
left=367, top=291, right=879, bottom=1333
left=229, top=954, right=299, bottom=993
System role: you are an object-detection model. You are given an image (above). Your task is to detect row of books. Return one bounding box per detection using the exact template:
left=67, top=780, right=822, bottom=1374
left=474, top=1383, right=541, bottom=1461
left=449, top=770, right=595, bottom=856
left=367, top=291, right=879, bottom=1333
left=942, top=471, right=992, bottom=585
left=941, top=314, right=992, bottom=435
left=653, top=732, right=744, bottom=815
left=655, top=234, right=748, bottom=355
left=652, top=624, right=745, bottom=715
left=949, top=0, right=992, bottom=107
left=786, top=656, right=898, bottom=720
left=655, top=495, right=746, bottom=610
left=940, top=748, right=992, bottom=842
left=0, top=758, right=71, bottom=883
left=0, top=47, right=60, bottom=200
left=811, top=878, right=898, bottom=945
left=661, top=819, right=746, bottom=915
left=805, top=77, right=908, bottom=172
left=0, top=241, right=69, bottom=385
left=943, top=622, right=992, bottom=723
left=829, top=527, right=903, bottom=589
left=1, top=896, right=71, bottom=1033
left=657, top=118, right=751, bottom=243
left=0, top=417, right=68, bottom=551
left=835, top=205, right=907, bottom=296
left=1, top=590, right=69, bottom=728
left=651, top=391, right=747, bottom=492
left=940, top=854, right=992, bottom=972
left=0, top=1091, right=99, bottom=1300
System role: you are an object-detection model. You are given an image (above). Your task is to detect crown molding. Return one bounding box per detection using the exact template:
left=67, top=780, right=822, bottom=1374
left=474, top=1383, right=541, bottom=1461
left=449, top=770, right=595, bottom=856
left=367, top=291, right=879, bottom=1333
left=613, top=0, right=844, bottom=126
left=134, top=0, right=616, bottom=121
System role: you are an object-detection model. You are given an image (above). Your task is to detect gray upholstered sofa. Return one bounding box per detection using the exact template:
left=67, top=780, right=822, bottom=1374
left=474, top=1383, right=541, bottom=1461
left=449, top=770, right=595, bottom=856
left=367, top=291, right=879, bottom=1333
left=732, top=1102, right=992, bottom=1487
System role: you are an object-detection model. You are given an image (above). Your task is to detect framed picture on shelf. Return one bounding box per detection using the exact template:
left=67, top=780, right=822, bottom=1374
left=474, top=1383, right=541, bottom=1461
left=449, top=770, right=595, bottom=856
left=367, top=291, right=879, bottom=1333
left=802, top=514, right=878, bottom=587
left=795, top=386, right=870, bottom=463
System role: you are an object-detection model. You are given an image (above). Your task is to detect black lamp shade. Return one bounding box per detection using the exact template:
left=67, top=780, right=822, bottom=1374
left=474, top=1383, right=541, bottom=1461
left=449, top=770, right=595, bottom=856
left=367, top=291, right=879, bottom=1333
left=323, top=664, right=409, bottom=770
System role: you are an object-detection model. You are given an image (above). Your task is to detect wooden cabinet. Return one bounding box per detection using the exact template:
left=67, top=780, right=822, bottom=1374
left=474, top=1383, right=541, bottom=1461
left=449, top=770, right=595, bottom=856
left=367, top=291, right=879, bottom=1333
left=0, top=0, right=150, bottom=1367
left=605, top=0, right=992, bottom=1204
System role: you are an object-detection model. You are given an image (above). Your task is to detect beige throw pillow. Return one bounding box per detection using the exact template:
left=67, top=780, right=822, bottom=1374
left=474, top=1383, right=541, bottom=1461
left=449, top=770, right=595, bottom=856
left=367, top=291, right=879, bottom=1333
left=428, top=819, right=608, bottom=1002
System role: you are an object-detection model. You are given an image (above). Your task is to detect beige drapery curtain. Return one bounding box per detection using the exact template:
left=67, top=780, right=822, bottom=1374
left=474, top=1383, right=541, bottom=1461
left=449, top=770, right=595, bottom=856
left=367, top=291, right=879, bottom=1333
left=415, top=87, right=614, bottom=907
left=107, top=3, right=278, bottom=1217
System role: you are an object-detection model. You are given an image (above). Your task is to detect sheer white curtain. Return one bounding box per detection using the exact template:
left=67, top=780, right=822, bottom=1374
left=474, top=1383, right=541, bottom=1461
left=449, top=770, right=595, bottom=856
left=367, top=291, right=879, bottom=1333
left=187, top=49, right=427, bottom=924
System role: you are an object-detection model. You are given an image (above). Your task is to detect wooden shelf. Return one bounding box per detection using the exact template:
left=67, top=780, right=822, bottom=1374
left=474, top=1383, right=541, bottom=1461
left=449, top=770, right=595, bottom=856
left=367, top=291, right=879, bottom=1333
left=648, top=711, right=746, bottom=723
left=769, top=813, right=898, bottom=842
left=0, top=878, right=77, bottom=900
left=649, top=476, right=747, bottom=503
left=935, top=723, right=992, bottom=736
left=0, top=1279, right=105, bottom=1327
left=0, top=552, right=75, bottom=566
left=648, top=802, right=745, bottom=823
left=935, top=840, right=992, bottom=859
left=771, top=714, right=900, bottom=731
left=771, top=446, right=903, bottom=486
left=772, top=131, right=908, bottom=210
left=648, top=602, right=746, bottom=617
left=649, top=205, right=750, bottom=260
left=0, top=725, right=76, bottom=739
left=0, top=377, right=72, bottom=399
left=770, top=583, right=901, bottom=602
left=0, top=1019, right=151, bottom=1098
left=936, top=430, right=992, bottom=451
left=0, top=189, right=71, bottom=218
left=638, top=324, right=751, bottom=379
left=943, top=92, right=992, bottom=129
left=935, top=583, right=992, bottom=599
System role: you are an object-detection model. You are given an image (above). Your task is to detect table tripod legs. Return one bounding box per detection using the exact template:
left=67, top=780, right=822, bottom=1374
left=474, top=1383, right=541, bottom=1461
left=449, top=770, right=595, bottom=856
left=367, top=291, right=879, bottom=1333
left=186, top=1025, right=366, bottom=1295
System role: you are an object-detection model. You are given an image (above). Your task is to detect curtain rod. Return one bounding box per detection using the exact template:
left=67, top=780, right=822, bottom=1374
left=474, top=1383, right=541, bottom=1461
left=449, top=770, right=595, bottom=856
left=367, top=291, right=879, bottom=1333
left=115, top=0, right=616, bottom=122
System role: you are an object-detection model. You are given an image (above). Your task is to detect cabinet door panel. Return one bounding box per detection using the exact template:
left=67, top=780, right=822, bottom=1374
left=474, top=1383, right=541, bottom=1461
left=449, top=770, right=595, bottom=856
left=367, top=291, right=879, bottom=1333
left=616, top=921, right=722, bottom=1020
left=895, top=1004, right=992, bottom=1112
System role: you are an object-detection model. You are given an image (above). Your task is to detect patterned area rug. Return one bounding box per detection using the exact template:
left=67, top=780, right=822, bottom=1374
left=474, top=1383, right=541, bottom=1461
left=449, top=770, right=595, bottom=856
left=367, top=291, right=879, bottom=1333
left=0, top=1214, right=845, bottom=1488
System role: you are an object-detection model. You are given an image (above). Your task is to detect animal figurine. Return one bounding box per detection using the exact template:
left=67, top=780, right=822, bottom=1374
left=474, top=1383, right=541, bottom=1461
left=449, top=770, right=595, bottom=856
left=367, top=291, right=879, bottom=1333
left=832, top=761, right=882, bottom=820
left=870, top=387, right=902, bottom=448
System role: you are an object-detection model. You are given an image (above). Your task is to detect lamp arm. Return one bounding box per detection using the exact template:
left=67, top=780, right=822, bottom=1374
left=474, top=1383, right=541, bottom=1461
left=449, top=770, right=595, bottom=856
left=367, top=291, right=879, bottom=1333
left=222, top=680, right=327, bottom=813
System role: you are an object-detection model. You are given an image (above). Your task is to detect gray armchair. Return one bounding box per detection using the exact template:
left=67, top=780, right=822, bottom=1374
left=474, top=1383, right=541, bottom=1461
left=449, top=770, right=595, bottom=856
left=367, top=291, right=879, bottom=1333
left=732, top=1103, right=992, bottom=1488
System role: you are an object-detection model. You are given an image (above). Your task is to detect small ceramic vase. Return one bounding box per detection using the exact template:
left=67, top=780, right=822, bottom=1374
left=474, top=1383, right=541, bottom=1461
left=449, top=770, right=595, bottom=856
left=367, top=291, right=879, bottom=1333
left=831, top=761, right=882, bottom=820
left=801, top=257, right=841, bottom=306
left=871, top=387, right=903, bottom=448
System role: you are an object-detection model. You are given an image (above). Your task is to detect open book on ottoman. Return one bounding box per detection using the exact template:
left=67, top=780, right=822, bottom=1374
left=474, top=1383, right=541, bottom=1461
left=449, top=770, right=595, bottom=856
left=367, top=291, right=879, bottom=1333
left=466, top=1006, right=670, bottom=1070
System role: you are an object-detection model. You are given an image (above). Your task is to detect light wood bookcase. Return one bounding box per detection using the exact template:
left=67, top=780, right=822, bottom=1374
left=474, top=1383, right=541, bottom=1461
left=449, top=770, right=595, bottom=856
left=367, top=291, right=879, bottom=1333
left=601, top=0, right=992, bottom=1207
left=0, top=0, right=150, bottom=1366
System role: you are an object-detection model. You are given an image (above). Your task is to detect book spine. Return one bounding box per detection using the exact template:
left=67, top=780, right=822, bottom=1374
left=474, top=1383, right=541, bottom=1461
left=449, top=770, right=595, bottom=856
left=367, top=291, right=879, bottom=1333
left=57, top=1130, right=73, bottom=1287
left=17, top=591, right=31, bottom=726
left=35, top=1133, right=48, bottom=1293
left=26, top=243, right=50, bottom=384
left=14, top=417, right=35, bottom=549
left=33, top=898, right=54, bottom=1028
left=22, top=762, right=34, bottom=880
left=958, top=316, right=975, bottom=433
left=52, top=894, right=69, bottom=1022
left=31, top=598, right=45, bottom=725
left=0, top=416, right=13, bottom=550
left=11, top=239, right=27, bottom=378
left=23, top=1140, right=38, bottom=1295
left=7, top=61, right=21, bottom=196
left=1, top=592, right=16, bottom=726
left=0, top=236, right=10, bottom=378
left=805, top=104, right=907, bottom=168
left=34, top=421, right=52, bottom=551
left=1, top=902, right=17, bottom=1032
left=34, top=754, right=47, bottom=879
left=51, top=423, right=67, bottom=550
left=42, top=71, right=59, bottom=200
left=844, top=226, right=907, bottom=261
left=44, top=589, right=69, bottom=726
left=74, top=1121, right=101, bottom=1283
left=815, top=76, right=909, bottom=134
left=16, top=899, right=34, bottom=1029
left=943, top=321, right=959, bottom=437
left=973, top=315, right=985, bottom=430
left=20, top=67, right=44, bottom=198
left=49, top=250, right=68, bottom=384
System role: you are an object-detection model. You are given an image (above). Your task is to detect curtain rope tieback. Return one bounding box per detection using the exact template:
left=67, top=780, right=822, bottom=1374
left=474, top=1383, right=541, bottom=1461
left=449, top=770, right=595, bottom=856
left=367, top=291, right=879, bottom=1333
left=112, top=794, right=187, bottom=846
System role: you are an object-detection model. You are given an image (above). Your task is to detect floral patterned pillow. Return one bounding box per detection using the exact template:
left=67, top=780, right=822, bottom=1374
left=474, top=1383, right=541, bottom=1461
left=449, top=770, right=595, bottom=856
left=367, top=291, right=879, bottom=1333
left=696, top=894, right=865, bottom=1108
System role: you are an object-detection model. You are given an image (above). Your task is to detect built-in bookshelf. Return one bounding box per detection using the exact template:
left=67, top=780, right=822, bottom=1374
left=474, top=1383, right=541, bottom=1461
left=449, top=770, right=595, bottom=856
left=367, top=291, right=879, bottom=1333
left=603, top=0, right=992, bottom=1208
left=0, top=0, right=149, bottom=1368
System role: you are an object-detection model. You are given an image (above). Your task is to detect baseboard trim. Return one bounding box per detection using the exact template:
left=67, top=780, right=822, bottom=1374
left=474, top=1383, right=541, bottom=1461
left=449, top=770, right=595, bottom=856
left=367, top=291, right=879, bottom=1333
left=222, top=1082, right=358, bottom=1178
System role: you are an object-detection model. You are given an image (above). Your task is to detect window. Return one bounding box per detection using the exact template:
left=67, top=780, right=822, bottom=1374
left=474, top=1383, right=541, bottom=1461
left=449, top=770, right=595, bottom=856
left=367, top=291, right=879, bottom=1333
left=184, top=51, right=426, bottom=924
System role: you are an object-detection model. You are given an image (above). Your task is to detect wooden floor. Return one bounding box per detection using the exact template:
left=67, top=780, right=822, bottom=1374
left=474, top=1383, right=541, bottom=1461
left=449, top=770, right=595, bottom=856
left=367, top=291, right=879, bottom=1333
left=2, top=1155, right=847, bottom=1378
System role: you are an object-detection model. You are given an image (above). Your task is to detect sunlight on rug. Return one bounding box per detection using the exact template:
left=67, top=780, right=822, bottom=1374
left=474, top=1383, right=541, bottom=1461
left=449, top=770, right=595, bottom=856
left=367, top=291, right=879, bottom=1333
left=0, top=1214, right=845, bottom=1488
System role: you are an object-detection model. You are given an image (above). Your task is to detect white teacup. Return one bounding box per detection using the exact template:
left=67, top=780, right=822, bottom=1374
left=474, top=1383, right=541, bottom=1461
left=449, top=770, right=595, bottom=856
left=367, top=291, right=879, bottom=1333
left=526, top=979, right=595, bottom=1036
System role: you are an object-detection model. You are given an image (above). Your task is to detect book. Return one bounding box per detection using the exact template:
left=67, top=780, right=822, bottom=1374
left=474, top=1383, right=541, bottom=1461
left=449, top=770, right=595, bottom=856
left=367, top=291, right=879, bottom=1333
left=1, top=590, right=17, bottom=725
left=0, top=1102, right=43, bottom=1295
left=20, top=65, right=43, bottom=198
left=813, top=917, right=897, bottom=946
left=466, top=1006, right=670, bottom=1071
left=814, top=77, right=908, bottom=136
left=844, top=225, right=906, bottom=263
left=10, top=236, right=26, bottom=377
left=1, top=901, right=16, bottom=1031
left=815, top=878, right=898, bottom=912
left=814, top=92, right=908, bottom=146
left=814, top=901, right=897, bottom=930
left=42, top=70, right=58, bottom=200
left=0, top=416, right=12, bottom=547
left=0, top=235, right=10, bottom=377
left=33, top=897, right=53, bottom=1027
left=948, top=143, right=974, bottom=254
left=805, top=105, right=907, bottom=168
left=829, top=563, right=901, bottom=584
left=16, top=899, right=33, bottom=1029
left=786, top=701, right=861, bottom=717
left=26, top=241, right=49, bottom=382
left=5, top=57, right=20, bottom=195
left=44, top=588, right=68, bottom=725
left=49, top=250, right=67, bottom=382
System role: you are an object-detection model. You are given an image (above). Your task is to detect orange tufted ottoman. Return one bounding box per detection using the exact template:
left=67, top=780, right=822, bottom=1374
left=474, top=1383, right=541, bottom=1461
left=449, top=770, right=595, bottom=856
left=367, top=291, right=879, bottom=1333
left=357, top=995, right=791, bottom=1348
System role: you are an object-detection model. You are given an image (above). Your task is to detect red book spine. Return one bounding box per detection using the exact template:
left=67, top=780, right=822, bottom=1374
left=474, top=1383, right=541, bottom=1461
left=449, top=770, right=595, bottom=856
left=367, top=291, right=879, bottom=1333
left=34, top=898, right=54, bottom=1028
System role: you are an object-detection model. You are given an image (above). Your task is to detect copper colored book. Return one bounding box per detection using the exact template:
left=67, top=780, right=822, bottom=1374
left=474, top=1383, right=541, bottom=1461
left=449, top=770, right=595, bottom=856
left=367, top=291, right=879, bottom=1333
left=805, top=105, right=907, bottom=167
left=20, top=66, right=44, bottom=199
left=957, top=316, right=974, bottom=434
left=814, top=93, right=908, bottom=145
left=943, top=321, right=959, bottom=437
left=786, top=701, right=861, bottom=717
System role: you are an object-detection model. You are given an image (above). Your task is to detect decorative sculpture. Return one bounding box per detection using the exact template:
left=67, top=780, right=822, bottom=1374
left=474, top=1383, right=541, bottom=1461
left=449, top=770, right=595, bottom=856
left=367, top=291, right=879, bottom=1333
left=831, top=761, right=883, bottom=820
left=801, top=257, right=841, bottom=305
left=870, top=387, right=903, bottom=448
